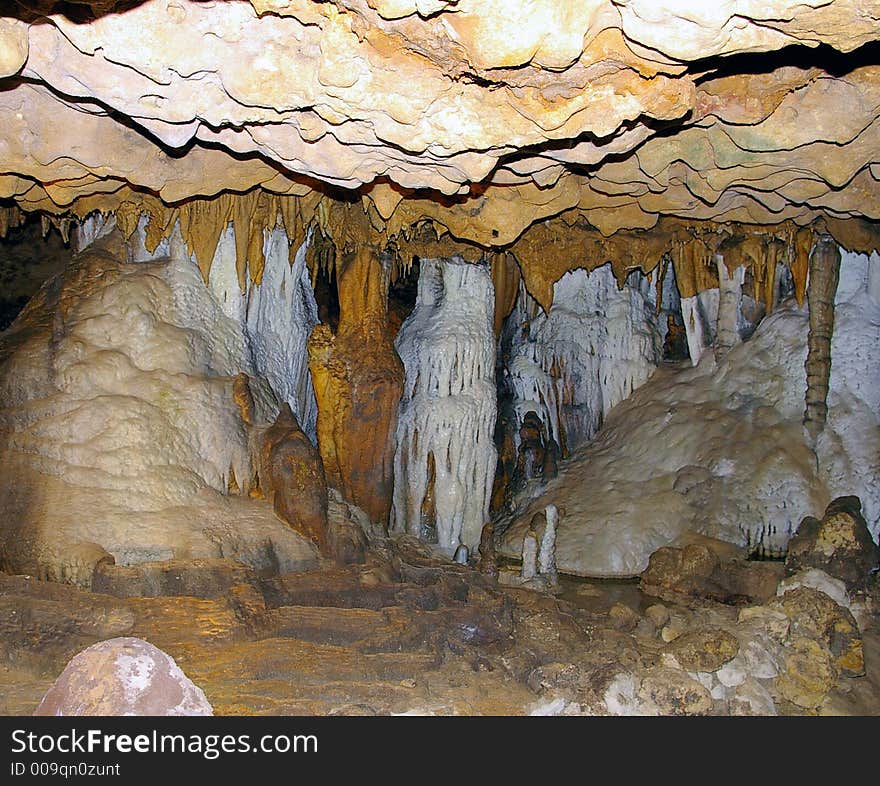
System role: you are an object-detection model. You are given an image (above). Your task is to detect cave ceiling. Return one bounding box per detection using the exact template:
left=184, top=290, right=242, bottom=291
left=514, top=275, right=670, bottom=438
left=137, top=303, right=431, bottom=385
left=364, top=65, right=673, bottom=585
left=1, top=0, right=880, bottom=295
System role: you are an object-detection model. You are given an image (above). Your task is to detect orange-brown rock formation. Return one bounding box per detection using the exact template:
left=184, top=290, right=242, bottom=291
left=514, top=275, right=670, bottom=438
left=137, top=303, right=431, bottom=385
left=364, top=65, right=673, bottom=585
left=259, top=403, right=330, bottom=553
left=308, top=243, right=404, bottom=526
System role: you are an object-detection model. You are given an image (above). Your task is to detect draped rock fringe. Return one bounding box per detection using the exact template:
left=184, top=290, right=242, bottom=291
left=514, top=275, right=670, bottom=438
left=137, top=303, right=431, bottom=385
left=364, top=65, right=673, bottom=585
left=0, top=205, right=25, bottom=238
left=392, top=258, right=497, bottom=551
left=18, top=184, right=880, bottom=321
left=506, top=266, right=660, bottom=457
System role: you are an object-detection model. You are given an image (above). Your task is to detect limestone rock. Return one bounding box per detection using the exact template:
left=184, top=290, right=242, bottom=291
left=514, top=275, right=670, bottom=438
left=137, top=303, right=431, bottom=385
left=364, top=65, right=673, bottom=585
left=776, top=636, right=838, bottom=710
left=645, top=604, right=670, bottom=630
left=641, top=544, right=718, bottom=598
left=608, top=603, right=641, bottom=633
left=785, top=496, right=880, bottom=590
left=636, top=667, right=714, bottom=716
left=737, top=606, right=791, bottom=644
left=716, top=636, right=781, bottom=687
left=510, top=411, right=559, bottom=493
left=501, top=288, right=877, bottom=579
left=772, top=586, right=864, bottom=677
left=641, top=543, right=784, bottom=604
left=310, top=247, right=404, bottom=529
left=4, top=2, right=880, bottom=245
left=777, top=568, right=850, bottom=610
left=730, top=677, right=777, bottom=716
left=91, top=558, right=259, bottom=599
left=477, top=522, right=499, bottom=578
left=603, top=673, right=642, bottom=716
left=714, top=560, right=786, bottom=605
left=0, top=18, right=27, bottom=78
left=0, top=231, right=318, bottom=585
left=662, top=628, right=739, bottom=673
left=34, top=637, right=213, bottom=716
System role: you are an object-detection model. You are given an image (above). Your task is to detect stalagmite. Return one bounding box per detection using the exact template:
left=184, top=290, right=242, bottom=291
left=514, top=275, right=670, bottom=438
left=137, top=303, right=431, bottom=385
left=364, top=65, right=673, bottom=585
left=521, top=533, right=538, bottom=582
left=715, top=255, right=743, bottom=358
left=308, top=245, right=404, bottom=526
left=804, top=235, right=841, bottom=444
left=258, top=403, right=329, bottom=554
left=680, top=296, right=706, bottom=367
left=478, top=522, right=499, bottom=578
left=391, top=257, right=497, bottom=552
left=536, top=505, right=559, bottom=582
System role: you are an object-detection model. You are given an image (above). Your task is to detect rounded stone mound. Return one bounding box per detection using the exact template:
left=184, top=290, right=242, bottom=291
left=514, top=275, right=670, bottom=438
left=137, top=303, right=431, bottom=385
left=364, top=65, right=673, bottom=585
left=34, top=636, right=213, bottom=716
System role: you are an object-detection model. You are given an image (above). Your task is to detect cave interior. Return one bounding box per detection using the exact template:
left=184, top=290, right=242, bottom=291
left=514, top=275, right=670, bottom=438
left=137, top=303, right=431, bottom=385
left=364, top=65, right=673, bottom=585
left=0, top=0, right=878, bottom=717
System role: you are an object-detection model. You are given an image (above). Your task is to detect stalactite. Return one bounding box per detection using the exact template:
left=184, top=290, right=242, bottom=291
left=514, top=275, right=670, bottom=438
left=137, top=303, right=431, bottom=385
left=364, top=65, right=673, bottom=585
left=491, top=251, right=521, bottom=339
left=0, top=205, right=25, bottom=238
left=804, top=234, right=841, bottom=444
left=762, top=237, right=779, bottom=314
left=245, top=228, right=320, bottom=440
left=791, top=226, right=813, bottom=307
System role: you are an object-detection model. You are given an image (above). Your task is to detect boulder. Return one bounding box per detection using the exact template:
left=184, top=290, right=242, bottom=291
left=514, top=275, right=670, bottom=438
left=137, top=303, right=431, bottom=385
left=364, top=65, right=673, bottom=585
left=771, top=586, right=864, bottom=677
left=636, top=667, right=714, bottom=716
left=776, top=636, right=837, bottom=710
left=785, top=496, right=880, bottom=590
left=662, top=628, right=739, bottom=673
left=608, top=603, right=641, bottom=633
left=716, top=635, right=781, bottom=687
left=737, top=605, right=790, bottom=643
left=641, top=542, right=784, bottom=604
left=34, top=637, right=212, bottom=716
left=777, top=568, right=850, bottom=610
left=327, top=513, right=369, bottom=566
left=641, top=544, right=718, bottom=599
left=730, top=677, right=777, bottom=716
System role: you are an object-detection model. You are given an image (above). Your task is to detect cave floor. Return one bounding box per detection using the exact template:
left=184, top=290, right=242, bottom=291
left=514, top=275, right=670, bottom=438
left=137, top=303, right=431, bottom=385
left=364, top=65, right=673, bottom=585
left=1, top=536, right=878, bottom=716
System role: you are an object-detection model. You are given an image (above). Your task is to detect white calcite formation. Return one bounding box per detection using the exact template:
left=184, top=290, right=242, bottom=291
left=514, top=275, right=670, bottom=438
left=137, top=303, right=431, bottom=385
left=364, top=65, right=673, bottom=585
left=0, top=226, right=319, bottom=586
left=816, top=250, right=880, bottom=542
left=243, top=228, right=320, bottom=440
left=200, top=223, right=320, bottom=440
left=80, top=215, right=320, bottom=437
left=506, top=264, right=661, bottom=455
left=501, top=248, right=880, bottom=577
left=392, top=257, right=497, bottom=552
left=715, top=256, right=744, bottom=358
left=680, top=295, right=708, bottom=367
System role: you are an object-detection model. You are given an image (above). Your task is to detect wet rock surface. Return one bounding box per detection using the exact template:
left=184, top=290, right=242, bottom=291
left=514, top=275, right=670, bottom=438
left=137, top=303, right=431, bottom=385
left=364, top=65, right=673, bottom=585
left=1, top=534, right=878, bottom=716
